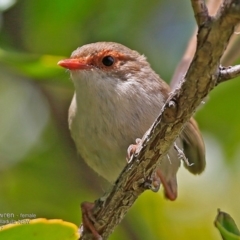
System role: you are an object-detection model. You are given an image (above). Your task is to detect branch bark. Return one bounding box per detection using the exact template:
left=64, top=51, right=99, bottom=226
left=218, top=64, right=240, bottom=83
left=80, top=1, right=240, bottom=239
left=191, top=0, right=209, bottom=26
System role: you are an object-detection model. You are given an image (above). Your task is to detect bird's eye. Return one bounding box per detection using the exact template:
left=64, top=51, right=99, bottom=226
left=102, top=56, right=115, bottom=66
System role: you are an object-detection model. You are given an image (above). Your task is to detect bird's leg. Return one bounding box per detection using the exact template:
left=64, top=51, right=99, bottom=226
left=174, top=142, right=193, bottom=167
left=127, top=139, right=177, bottom=200
left=80, top=202, right=102, bottom=240
left=127, top=138, right=160, bottom=191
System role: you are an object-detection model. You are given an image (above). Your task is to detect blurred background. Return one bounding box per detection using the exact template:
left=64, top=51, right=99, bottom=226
left=1, top=0, right=240, bottom=239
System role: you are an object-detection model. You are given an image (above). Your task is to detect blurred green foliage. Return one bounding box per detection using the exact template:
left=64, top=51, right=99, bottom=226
left=1, top=0, right=240, bottom=239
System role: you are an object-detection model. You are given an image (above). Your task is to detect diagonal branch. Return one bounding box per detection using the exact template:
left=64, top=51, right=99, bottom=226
left=80, top=1, right=240, bottom=239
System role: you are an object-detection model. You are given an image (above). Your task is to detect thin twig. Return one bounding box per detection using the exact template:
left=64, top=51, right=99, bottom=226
left=218, top=65, right=240, bottom=83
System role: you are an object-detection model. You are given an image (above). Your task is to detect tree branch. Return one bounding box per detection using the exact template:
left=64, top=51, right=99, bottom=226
left=80, top=1, right=240, bottom=239
left=191, top=0, right=209, bottom=26
left=218, top=64, right=240, bottom=83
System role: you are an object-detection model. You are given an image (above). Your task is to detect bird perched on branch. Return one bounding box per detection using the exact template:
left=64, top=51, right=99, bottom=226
left=58, top=42, right=205, bottom=200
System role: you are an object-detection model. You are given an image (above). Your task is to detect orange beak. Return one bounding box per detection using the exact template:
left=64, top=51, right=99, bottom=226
left=57, top=58, right=92, bottom=70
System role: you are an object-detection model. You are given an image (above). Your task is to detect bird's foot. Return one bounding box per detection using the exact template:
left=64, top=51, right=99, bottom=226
left=126, top=138, right=177, bottom=200
left=173, top=142, right=193, bottom=167
left=126, top=138, right=142, bottom=162
left=143, top=172, right=161, bottom=192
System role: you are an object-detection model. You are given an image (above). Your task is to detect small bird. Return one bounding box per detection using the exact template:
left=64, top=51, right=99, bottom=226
left=58, top=42, right=205, bottom=200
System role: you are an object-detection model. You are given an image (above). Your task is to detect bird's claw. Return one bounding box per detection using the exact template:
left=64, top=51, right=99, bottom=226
left=126, top=138, right=142, bottom=163
left=142, top=171, right=161, bottom=192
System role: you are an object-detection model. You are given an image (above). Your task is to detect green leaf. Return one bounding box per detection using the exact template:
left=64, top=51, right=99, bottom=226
left=0, top=218, right=80, bottom=240
left=215, top=210, right=240, bottom=240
